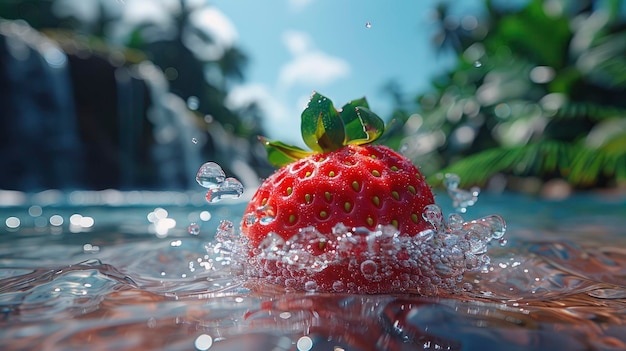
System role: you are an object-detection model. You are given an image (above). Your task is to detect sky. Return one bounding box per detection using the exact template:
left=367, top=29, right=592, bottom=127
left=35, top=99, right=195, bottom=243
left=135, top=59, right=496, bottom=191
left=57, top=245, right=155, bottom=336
left=51, top=0, right=484, bottom=146
left=208, top=0, right=484, bottom=146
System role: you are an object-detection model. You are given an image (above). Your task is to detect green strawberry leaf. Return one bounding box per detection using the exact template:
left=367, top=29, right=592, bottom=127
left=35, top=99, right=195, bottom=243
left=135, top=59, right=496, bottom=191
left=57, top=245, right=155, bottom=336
left=259, top=136, right=314, bottom=167
left=340, top=97, right=369, bottom=143
left=346, top=106, right=385, bottom=145
left=301, top=92, right=346, bottom=152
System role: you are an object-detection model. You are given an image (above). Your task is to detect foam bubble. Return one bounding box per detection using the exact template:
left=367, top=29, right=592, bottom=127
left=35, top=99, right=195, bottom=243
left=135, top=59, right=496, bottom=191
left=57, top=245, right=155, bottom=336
left=238, top=206, right=506, bottom=295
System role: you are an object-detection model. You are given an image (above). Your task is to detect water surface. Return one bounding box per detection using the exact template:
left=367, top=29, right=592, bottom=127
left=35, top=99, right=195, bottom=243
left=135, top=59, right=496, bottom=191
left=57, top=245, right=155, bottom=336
left=1, top=190, right=625, bottom=351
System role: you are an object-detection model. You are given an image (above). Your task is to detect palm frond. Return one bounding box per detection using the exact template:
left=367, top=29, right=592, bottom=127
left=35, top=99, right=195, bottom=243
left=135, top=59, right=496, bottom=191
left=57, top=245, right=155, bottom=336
left=554, top=102, right=626, bottom=122
left=430, top=141, right=574, bottom=187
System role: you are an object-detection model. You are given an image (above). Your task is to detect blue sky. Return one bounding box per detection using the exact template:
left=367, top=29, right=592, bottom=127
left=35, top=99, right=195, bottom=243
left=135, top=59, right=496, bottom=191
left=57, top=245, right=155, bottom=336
left=51, top=0, right=483, bottom=145
left=209, top=0, right=484, bottom=145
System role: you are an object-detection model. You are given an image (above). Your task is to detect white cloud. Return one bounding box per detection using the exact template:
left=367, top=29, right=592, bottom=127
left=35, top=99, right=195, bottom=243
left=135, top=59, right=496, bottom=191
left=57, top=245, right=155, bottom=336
left=288, top=0, right=315, bottom=12
left=121, top=0, right=176, bottom=28
left=226, top=84, right=301, bottom=143
left=187, top=7, right=239, bottom=60
left=278, top=30, right=350, bottom=89
left=282, top=30, right=313, bottom=56
left=278, top=52, right=351, bottom=89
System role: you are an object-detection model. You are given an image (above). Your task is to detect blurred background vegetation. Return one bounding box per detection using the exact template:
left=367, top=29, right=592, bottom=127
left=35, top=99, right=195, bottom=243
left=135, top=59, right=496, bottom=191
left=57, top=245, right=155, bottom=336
left=384, top=0, right=626, bottom=194
left=1, top=0, right=625, bottom=194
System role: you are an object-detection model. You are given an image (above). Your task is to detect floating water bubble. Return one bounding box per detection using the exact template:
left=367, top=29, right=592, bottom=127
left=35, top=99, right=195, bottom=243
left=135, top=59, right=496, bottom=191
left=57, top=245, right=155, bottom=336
left=192, top=137, right=198, bottom=144
left=82, top=243, right=100, bottom=253
left=199, top=211, right=212, bottom=221
left=332, top=280, right=345, bottom=292
left=188, top=223, right=200, bottom=235
left=473, top=60, right=482, bottom=67
left=5, top=216, right=20, bottom=229
left=304, top=280, right=318, bottom=291
left=365, top=22, right=372, bottom=28
left=297, top=336, right=314, bottom=351
left=49, top=215, right=63, bottom=226
left=205, top=177, right=244, bottom=203
left=196, top=162, right=226, bottom=189
left=360, top=260, right=378, bottom=276
left=28, top=205, right=43, bottom=217
left=187, top=96, right=200, bottom=110
left=194, top=334, right=213, bottom=350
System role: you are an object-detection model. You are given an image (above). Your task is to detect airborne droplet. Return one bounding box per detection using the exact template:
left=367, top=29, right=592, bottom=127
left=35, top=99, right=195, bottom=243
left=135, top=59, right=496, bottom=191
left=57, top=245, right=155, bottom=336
left=205, top=178, right=244, bottom=203
left=365, top=22, right=372, bottom=28
left=444, top=173, right=480, bottom=213
left=196, top=162, right=226, bottom=189
left=187, top=223, right=200, bottom=236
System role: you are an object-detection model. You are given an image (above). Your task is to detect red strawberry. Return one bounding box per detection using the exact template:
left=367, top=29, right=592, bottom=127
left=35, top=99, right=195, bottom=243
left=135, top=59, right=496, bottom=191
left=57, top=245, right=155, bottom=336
left=241, top=92, right=436, bottom=294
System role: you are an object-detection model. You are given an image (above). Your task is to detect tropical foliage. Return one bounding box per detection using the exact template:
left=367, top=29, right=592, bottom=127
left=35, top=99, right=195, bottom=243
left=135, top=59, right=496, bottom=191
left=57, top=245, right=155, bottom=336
left=388, top=0, right=626, bottom=190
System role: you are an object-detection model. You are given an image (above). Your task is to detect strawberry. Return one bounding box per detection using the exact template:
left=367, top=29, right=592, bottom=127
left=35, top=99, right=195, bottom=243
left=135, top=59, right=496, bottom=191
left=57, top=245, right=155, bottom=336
left=241, top=92, right=436, bottom=294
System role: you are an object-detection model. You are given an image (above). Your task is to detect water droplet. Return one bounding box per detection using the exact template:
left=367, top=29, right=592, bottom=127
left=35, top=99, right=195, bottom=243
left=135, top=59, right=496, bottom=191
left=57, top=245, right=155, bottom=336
left=259, top=232, right=286, bottom=254
left=499, top=238, right=508, bottom=246
left=399, top=143, right=409, bottom=154
left=244, top=212, right=257, bottom=225
left=297, top=336, right=314, bottom=351
left=83, top=243, right=100, bottom=253
left=199, top=211, right=212, bottom=221
left=304, top=280, right=318, bottom=291
left=447, top=213, right=464, bottom=231
left=444, top=173, right=480, bottom=212
left=205, top=177, right=244, bottom=203
left=360, top=260, right=378, bottom=276
left=188, top=223, right=200, bottom=235
left=365, top=22, right=372, bottom=28
left=444, top=173, right=460, bottom=189
left=194, top=334, right=213, bottom=350
left=259, top=216, right=275, bottom=225
left=215, top=220, right=236, bottom=244
left=422, top=204, right=444, bottom=232
left=187, top=96, right=199, bottom=110
left=473, top=60, right=482, bottom=67
left=332, top=280, right=345, bottom=292
left=192, top=137, right=198, bottom=144
left=196, top=162, right=226, bottom=188
left=5, top=216, right=20, bottom=229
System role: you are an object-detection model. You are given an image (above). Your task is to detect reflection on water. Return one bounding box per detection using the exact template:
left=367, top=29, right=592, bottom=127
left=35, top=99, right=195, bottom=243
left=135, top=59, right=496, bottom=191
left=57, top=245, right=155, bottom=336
left=0, top=191, right=625, bottom=350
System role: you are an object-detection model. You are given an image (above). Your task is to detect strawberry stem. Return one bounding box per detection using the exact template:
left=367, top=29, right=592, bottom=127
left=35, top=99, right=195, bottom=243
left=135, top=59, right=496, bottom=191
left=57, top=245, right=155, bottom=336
left=261, top=92, right=386, bottom=167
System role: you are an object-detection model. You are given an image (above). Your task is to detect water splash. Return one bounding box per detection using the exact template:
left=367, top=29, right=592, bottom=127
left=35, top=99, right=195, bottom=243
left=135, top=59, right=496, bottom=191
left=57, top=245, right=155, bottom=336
left=192, top=167, right=507, bottom=294
left=237, top=206, right=506, bottom=295
left=196, top=162, right=244, bottom=203
left=444, top=173, right=480, bottom=213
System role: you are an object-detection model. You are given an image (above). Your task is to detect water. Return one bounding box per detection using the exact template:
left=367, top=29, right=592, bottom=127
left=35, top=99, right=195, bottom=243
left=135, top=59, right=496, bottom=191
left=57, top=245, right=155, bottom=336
left=1, top=190, right=625, bottom=350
